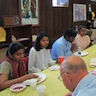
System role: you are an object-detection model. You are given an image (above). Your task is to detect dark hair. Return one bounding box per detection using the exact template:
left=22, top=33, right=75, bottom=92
left=78, top=25, right=86, bottom=32
left=34, top=32, right=50, bottom=51
left=64, top=28, right=77, bottom=38
left=6, top=42, right=25, bottom=57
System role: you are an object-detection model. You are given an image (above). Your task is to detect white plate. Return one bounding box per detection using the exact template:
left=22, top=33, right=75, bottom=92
left=74, top=51, right=88, bottom=57
left=50, top=65, right=60, bottom=71
left=23, top=73, right=46, bottom=85
left=10, top=83, right=26, bottom=92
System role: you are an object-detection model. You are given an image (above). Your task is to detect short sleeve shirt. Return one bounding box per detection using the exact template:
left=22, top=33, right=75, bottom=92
left=0, top=61, right=13, bottom=79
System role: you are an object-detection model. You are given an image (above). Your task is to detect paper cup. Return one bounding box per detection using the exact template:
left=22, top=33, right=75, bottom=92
left=58, top=56, right=65, bottom=65
left=30, top=79, right=37, bottom=90
left=36, top=85, right=46, bottom=96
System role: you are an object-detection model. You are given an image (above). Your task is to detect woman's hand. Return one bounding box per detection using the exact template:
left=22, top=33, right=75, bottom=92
left=0, top=74, right=39, bottom=90
left=25, top=74, right=39, bottom=80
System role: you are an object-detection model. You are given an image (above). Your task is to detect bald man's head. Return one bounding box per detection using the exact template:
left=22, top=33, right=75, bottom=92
left=60, top=55, right=87, bottom=73
left=60, top=55, right=88, bottom=92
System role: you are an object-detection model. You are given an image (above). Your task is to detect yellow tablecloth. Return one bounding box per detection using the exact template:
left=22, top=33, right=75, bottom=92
left=0, top=68, right=69, bottom=96
left=82, top=44, right=96, bottom=71
left=0, top=44, right=96, bottom=96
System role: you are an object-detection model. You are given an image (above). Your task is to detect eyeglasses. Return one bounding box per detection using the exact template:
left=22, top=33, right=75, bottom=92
left=58, top=71, right=66, bottom=81
left=58, top=71, right=70, bottom=81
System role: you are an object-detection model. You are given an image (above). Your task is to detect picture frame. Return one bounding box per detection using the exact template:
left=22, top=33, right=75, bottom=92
left=52, top=0, right=69, bottom=7
left=2, top=15, right=19, bottom=26
left=73, top=4, right=86, bottom=22
left=19, top=0, right=40, bottom=26
left=91, top=0, right=96, bottom=2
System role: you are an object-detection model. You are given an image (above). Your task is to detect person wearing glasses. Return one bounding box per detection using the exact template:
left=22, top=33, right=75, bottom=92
left=73, top=25, right=91, bottom=51
left=0, top=42, right=38, bottom=90
left=59, top=55, right=96, bottom=96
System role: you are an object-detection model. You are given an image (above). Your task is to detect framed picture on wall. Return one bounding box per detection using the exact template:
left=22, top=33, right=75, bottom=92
left=73, top=4, right=86, bottom=22
left=19, top=0, right=40, bottom=26
left=91, top=0, right=96, bottom=2
left=52, top=0, right=69, bottom=7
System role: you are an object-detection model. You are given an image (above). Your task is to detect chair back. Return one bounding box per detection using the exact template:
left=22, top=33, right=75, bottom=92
left=23, top=56, right=29, bottom=71
left=0, top=27, right=6, bottom=42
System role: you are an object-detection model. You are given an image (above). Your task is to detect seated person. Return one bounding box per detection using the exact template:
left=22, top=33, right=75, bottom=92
left=51, top=28, right=77, bottom=60
left=0, top=42, right=38, bottom=90
left=28, top=32, right=55, bottom=73
left=60, top=55, right=96, bottom=96
left=73, top=25, right=91, bottom=51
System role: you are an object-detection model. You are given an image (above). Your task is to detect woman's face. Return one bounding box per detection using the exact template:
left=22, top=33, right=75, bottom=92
left=40, top=36, right=49, bottom=48
left=79, top=28, right=87, bottom=37
left=12, top=49, right=25, bottom=62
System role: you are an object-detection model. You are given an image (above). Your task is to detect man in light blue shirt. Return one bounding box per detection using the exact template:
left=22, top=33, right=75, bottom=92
left=60, top=55, right=96, bottom=96
left=51, top=28, right=77, bottom=60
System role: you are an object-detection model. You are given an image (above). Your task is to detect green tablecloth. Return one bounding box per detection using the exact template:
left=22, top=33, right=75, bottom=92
left=82, top=44, right=96, bottom=71
left=0, top=44, right=96, bottom=96
left=0, top=67, right=69, bottom=96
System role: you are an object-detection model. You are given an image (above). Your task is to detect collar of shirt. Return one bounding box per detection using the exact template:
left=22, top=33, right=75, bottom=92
left=73, top=73, right=96, bottom=96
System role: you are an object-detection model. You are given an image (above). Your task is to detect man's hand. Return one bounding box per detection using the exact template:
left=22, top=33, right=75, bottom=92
left=71, top=42, right=77, bottom=52
left=65, top=92, right=72, bottom=96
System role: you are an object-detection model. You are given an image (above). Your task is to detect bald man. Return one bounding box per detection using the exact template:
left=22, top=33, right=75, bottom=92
left=60, top=55, right=96, bottom=96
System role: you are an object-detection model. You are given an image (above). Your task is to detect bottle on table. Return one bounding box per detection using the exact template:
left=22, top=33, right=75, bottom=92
left=78, top=47, right=81, bottom=55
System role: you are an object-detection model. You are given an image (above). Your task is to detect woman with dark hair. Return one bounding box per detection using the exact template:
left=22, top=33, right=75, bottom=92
left=0, top=42, right=38, bottom=90
left=73, top=25, right=91, bottom=51
left=28, top=32, right=56, bottom=73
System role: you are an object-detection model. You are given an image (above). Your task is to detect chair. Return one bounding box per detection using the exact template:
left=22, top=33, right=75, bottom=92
left=23, top=56, right=29, bottom=71
left=0, top=27, right=6, bottom=42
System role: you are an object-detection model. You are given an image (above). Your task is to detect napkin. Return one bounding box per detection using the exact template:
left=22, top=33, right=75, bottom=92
left=48, top=59, right=56, bottom=65
left=23, top=79, right=37, bottom=85
left=90, top=58, right=96, bottom=67
left=50, top=65, right=60, bottom=71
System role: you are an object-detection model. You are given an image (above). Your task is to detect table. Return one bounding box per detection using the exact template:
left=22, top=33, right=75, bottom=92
left=0, top=44, right=96, bottom=96
left=82, top=44, right=96, bottom=71
left=0, top=68, right=69, bottom=96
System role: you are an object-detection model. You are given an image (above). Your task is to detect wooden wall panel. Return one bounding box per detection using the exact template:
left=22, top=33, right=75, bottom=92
left=0, top=0, right=18, bottom=25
